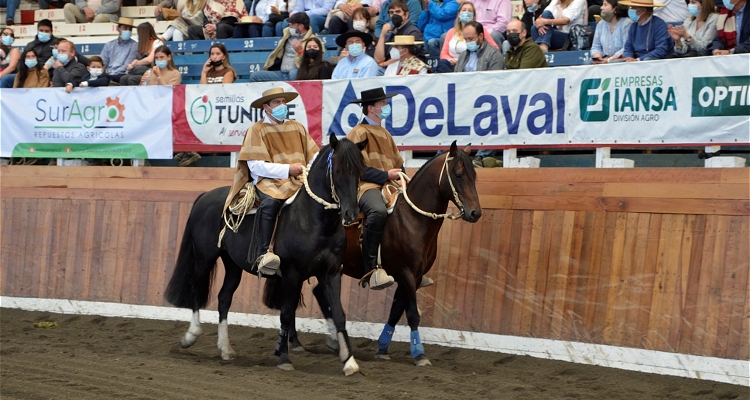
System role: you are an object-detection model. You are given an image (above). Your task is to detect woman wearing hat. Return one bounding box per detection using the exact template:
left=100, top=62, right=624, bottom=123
left=224, top=87, right=319, bottom=277
left=382, top=35, right=428, bottom=76
left=621, top=0, right=674, bottom=61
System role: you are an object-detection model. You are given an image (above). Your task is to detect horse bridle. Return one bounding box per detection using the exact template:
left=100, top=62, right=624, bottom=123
left=301, top=150, right=340, bottom=210
left=438, top=154, right=465, bottom=216
left=396, top=154, right=465, bottom=220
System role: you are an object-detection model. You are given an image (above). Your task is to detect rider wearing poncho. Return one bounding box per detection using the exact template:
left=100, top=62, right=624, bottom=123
left=224, top=87, right=319, bottom=276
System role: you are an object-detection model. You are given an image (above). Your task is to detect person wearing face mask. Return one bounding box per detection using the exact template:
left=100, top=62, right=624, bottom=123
left=51, top=40, right=86, bottom=93
left=620, top=0, right=674, bottom=61
left=224, top=87, right=319, bottom=277
left=0, top=28, right=21, bottom=89
left=375, top=0, right=425, bottom=66
left=23, top=19, right=57, bottom=67
left=78, top=56, right=111, bottom=87
left=13, top=49, right=50, bottom=88
left=250, top=12, right=312, bottom=82
left=332, top=30, right=379, bottom=78
left=666, top=0, right=717, bottom=57
left=709, top=0, right=749, bottom=55
left=200, top=43, right=237, bottom=84
left=417, top=0, right=460, bottom=56
left=383, top=35, right=429, bottom=75
left=375, top=0, right=423, bottom=36
left=435, top=2, right=499, bottom=72
left=100, top=17, right=139, bottom=84
left=522, top=0, right=551, bottom=37
left=297, top=37, right=336, bottom=79
left=504, top=19, right=548, bottom=68
left=455, top=21, right=504, bottom=72
left=329, top=2, right=378, bottom=35
left=590, top=0, right=632, bottom=63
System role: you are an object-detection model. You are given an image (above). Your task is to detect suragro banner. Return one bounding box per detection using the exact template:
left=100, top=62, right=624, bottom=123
left=0, top=86, right=173, bottom=159
left=322, top=55, right=750, bottom=149
left=172, top=81, right=323, bottom=151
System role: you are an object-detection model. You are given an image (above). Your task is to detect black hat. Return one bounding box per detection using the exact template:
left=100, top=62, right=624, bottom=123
left=335, top=30, right=373, bottom=48
left=349, top=88, right=398, bottom=104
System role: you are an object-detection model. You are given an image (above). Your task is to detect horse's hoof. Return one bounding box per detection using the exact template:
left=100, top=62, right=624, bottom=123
left=343, top=357, right=360, bottom=376
left=221, top=350, right=236, bottom=360
left=326, top=336, right=339, bottom=351
left=179, top=331, right=201, bottom=349
left=415, top=355, right=432, bottom=367
left=290, top=345, right=306, bottom=353
left=374, top=352, right=390, bottom=360
left=278, top=363, right=295, bottom=371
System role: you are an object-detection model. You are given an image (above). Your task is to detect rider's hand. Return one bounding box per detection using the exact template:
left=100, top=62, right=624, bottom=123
left=387, top=168, right=401, bottom=181
left=289, top=163, right=304, bottom=177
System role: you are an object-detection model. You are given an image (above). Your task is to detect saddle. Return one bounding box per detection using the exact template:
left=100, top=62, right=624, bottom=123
left=218, top=183, right=300, bottom=246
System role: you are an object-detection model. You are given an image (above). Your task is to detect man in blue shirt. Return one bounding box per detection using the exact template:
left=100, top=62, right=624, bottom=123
left=332, top=31, right=380, bottom=79
left=621, top=0, right=674, bottom=61
left=100, top=17, right=138, bottom=83
left=291, top=0, right=337, bottom=33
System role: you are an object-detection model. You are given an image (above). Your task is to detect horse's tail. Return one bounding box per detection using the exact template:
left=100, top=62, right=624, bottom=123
left=262, top=276, right=285, bottom=310
left=165, top=193, right=217, bottom=310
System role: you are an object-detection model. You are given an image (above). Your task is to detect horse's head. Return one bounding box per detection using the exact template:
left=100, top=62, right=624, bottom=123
left=329, top=133, right=367, bottom=225
left=441, top=141, right=482, bottom=223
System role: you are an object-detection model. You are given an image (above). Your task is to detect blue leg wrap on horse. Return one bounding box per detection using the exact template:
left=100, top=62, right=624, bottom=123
left=378, top=324, right=395, bottom=352
left=410, top=330, right=425, bottom=358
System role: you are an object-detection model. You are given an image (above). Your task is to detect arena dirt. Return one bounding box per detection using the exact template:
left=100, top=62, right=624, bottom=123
left=0, top=308, right=745, bottom=400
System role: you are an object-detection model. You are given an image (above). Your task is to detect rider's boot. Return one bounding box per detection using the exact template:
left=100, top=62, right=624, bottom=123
left=361, top=227, right=394, bottom=290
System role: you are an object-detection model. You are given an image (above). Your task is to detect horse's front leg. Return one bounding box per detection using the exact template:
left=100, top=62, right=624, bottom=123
left=216, top=256, right=243, bottom=360
left=402, top=275, right=431, bottom=367
left=312, top=281, right=340, bottom=351
left=275, top=278, right=300, bottom=371
left=324, top=273, right=360, bottom=376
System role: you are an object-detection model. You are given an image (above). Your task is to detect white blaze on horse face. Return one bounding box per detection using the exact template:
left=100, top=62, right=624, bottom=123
left=217, top=320, right=236, bottom=360
left=180, top=311, right=203, bottom=348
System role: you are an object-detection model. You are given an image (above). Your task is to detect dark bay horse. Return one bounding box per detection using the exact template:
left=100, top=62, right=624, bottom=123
left=302, top=141, right=482, bottom=367
left=165, top=134, right=366, bottom=375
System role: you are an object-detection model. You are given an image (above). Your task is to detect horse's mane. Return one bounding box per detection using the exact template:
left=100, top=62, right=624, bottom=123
left=410, top=147, right=475, bottom=183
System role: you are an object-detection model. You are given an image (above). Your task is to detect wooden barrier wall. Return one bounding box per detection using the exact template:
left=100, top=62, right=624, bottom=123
left=1, top=166, right=748, bottom=362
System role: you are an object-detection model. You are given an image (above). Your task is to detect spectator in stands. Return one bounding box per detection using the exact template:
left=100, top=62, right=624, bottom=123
left=161, top=0, right=207, bottom=41
left=188, top=0, right=248, bottom=39
left=531, top=0, right=587, bottom=52
left=331, top=30, right=379, bottom=77
left=328, top=0, right=381, bottom=34
left=297, top=36, right=336, bottom=79
left=78, top=55, right=110, bottom=87
left=621, top=0, right=674, bottom=60
left=289, top=0, right=336, bottom=33
left=121, top=23, right=165, bottom=85
left=454, top=21, right=504, bottom=71
left=0, top=28, right=21, bottom=88
left=64, top=0, right=120, bottom=23
left=418, top=0, right=459, bottom=56
left=382, top=35, right=428, bottom=74
left=667, top=0, right=717, bottom=57
left=13, top=49, right=50, bottom=88
left=140, top=45, right=182, bottom=85
left=24, top=19, right=56, bottom=66
left=375, top=0, right=422, bottom=35
left=51, top=40, right=86, bottom=93
left=39, top=0, right=69, bottom=10
left=523, top=0, right=552, bottom=37
left=0, top=0, right=19, bottom=26
left=100, top=17, right=138, bottom=83
left=250, top=12, right=312, bottom=82
left=653, top=0, right=689, bottom=25
left=472, top=0, right=513, bottom=47
left=590, top=0, right=631, bottom=63
left=375, top=0, right=425, bottom=66
left=200, top=43, right=237, bottom=83
left=266, top=0, right=298, bottom=36
left=710, top=0, right=749, bottom=54
left=436, top=1, right=498, bottom=72
left=505, top=19, right=549, bottom=68
left=350, top=7, right=378, bottom=55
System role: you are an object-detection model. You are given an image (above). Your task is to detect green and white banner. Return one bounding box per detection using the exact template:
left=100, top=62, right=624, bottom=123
left=0, top=86, right=173, bottom=159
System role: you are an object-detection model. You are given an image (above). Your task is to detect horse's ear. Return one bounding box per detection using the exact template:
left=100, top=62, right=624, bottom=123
left=463, top=143, right=472, bottom=155
left=356, top=138, right=368, bottom=151
left=329, top=133, right=339, bottom=149
left=449, top=140, right=458, bottom=157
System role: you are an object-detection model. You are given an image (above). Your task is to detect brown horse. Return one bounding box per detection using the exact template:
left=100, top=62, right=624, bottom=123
left=305, top=141, right=482, bottom=367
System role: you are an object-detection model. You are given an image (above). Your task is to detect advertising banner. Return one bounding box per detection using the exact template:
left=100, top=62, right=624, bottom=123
left=172, top=81, right=323, bottom=151
left=0, top=86, right=173, bottom=159
left=322, top=55, right=750, bottom=149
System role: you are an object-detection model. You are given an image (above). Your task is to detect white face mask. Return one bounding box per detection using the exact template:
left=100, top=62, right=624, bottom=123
left=389, top=47, right=401, bottom=60
left=89, top=68, right=103, bottom=77
left=353, top=20, right=367, bottom=32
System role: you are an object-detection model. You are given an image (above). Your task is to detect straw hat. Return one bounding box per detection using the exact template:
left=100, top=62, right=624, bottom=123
left=385, top=35, right=424, bottom=46
left=618, top=0, right=665, bottom=7
left=251, top=87, right=299, bottom=109
left=116, top=17, right=135, bottom=28
left=238, top=16, right=260, bottom=24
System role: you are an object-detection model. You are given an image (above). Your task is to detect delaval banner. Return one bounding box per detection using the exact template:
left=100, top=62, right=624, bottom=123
left=322, top=55, right=750, bottom=148
left=172, top=81, right=323, bottom=151
left=0, top=86, right=173, bottom=159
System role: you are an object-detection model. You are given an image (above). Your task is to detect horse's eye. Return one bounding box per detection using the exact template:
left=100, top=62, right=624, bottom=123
left=455, top=174, right=462, bottom=179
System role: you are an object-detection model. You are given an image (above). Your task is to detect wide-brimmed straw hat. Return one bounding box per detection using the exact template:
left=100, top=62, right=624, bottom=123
left=385, top=35, right=424, bottom=46
left=116, top=17, right=136, bottom=28
left=335, top=30, right=373, bottom=48
left=251, top=88, right=299, bottom=109
left=618, top=0, right=665, bottom=7
left=238, top=16, right=261, bottom=24
left=349, top=88, right=398, bottom=104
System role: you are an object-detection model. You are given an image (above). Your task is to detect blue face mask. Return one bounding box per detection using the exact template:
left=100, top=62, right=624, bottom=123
left=459, top=11, right=474, bottom=23
left=155, top=60, right=168, bottom=69
left=56, top=53, right=69, bottom=64
left=528, top=3, right=537, bottom=12
left=466, top=40, right=479, bottom=52
left=52, top=48, right=58, bottom=58
left=628, top=9, right=639, bottom=22
left=376, top=104, right=391, bottom=120
left=38, top=32, right=51, bottom=42
left=25, top=59, right=38, bottom=69
left=120, top=30, right=132, bottom=41
left=722, top=0, right=734, bottom=10
left=1, top=35, right=13, bottom=46
left=271, top=104, right=288, bottom=120
left=348, top=43, right=363, bottom=57
left=687, top=4, right=700, bottom=16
